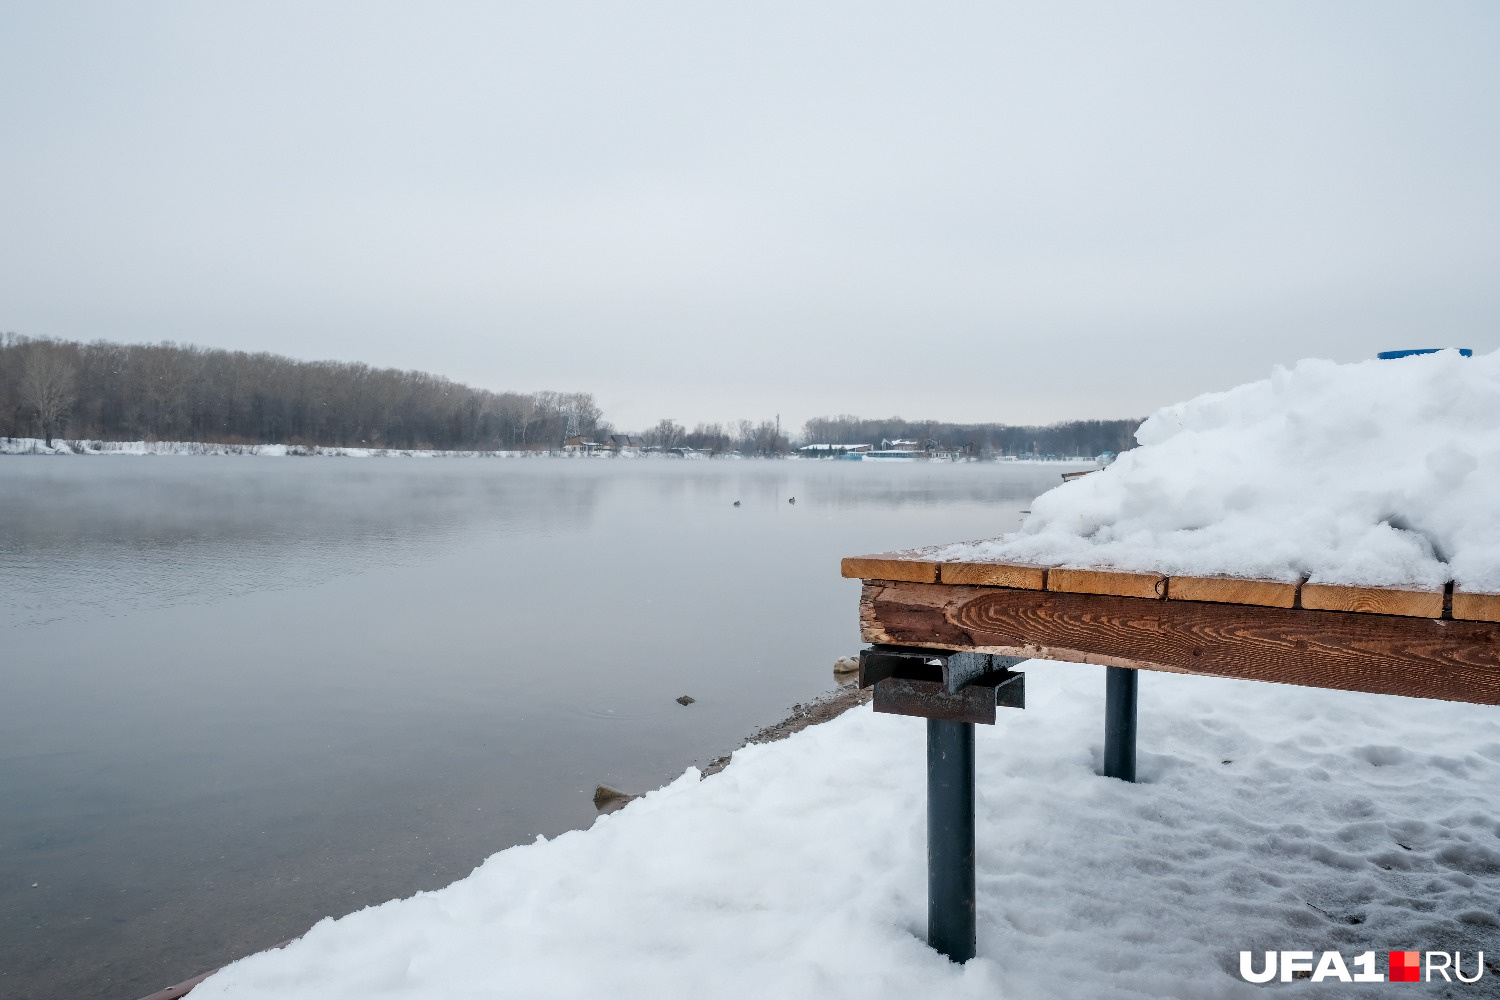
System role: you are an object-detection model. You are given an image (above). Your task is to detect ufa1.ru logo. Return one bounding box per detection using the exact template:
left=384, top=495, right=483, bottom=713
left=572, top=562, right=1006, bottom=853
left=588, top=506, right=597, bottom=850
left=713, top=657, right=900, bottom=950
left=1238, top=950, right=1485, bottom=984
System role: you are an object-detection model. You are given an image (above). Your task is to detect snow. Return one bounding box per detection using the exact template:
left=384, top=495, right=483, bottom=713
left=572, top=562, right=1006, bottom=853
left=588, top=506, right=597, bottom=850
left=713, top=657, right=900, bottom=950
left=0, top=439, right=731, bottom=460
left=936, top=350, right=1500, bottom=591
left=0, top=438, right=531, bottom=458
left=192, top=661, right=1500, bottom=1000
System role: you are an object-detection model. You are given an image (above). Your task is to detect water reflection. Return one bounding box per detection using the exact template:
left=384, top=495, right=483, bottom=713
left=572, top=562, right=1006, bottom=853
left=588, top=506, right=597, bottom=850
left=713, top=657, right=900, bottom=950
left=0, top=458, right=1074, bottom=1000
left=0, top=462, right=608, bottom=628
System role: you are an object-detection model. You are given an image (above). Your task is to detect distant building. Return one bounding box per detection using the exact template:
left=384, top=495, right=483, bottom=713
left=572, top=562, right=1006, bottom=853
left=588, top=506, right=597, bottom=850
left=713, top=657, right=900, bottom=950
left=563, top=434, right=644, bottom=455
left=562, top=435, right=604, bottom=455
left=798, top=443, right=872, bottom=458
left=604, top=434, right=643, bottom=453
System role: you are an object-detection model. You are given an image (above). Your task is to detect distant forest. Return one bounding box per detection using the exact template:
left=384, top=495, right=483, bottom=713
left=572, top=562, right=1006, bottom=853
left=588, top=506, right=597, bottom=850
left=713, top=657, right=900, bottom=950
left=799, top=414, right=1140, bottom=458
left=0, top=334, right=1140, bottom=456
left=0, top=334, right=606, bottom=451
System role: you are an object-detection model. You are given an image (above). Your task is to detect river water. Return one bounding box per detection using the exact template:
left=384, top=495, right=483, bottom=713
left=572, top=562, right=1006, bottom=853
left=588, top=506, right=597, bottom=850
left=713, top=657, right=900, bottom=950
left=0, top=457, right=1075, bottom=1000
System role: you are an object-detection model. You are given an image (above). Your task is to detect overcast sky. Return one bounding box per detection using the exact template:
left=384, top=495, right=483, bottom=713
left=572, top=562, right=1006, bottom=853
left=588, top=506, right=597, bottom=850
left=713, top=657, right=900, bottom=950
left=2, top=2, right=1497, bottom=432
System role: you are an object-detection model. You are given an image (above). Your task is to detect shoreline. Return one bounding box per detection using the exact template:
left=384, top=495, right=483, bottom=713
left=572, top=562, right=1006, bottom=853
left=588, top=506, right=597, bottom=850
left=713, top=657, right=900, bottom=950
left=699, top=680, right=872, bottom=779
left=1, top=436, right=1097, bottom=463
left=153, top=663, right=1500, bottom=1000
left=135, top=679, right=873, bottom=1000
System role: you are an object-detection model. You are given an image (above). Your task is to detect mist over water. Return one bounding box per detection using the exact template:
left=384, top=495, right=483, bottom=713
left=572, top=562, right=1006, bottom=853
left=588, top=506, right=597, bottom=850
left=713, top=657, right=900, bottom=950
left=0, top=458, right=1073, bottom=1000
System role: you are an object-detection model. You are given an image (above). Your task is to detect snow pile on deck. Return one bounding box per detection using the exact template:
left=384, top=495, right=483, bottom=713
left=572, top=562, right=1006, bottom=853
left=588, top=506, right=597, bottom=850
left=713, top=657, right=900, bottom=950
left=941, top=349, right=1500, bottom=590
left=194, top=662, right=1500, bottom=1000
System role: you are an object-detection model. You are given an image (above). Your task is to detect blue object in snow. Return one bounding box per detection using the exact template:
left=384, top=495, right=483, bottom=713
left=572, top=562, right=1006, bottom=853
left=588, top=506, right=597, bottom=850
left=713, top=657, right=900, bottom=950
left=1377, top=348, right=1472, bottom=360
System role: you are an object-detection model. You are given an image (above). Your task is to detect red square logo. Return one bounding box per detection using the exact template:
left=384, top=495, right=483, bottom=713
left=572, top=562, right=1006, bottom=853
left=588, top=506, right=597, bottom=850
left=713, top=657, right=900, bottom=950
left=1390, top=951, right=1421, bottom=983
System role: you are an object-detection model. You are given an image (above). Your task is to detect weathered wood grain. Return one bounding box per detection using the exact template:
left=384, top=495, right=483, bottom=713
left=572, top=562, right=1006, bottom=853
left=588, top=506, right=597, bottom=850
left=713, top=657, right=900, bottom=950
left=1300, top=582, right=1444, bottom=619
left=845, top=553, right=1451, bottom=620
left=1453, top=591, right=1500, bottom=624
left=860, top=581, right=1500, bottom=706
left=938, top=561, right=1047, bottom=589
left=1048, top=567, right=1165, bottom=600
left=840, top=554, right=937, bottom=584
left=1167, top=575, right=1299, bottom=609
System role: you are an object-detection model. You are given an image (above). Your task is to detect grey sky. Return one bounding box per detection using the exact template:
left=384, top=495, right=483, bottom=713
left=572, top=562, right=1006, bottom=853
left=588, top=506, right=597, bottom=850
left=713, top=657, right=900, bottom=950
left=2, top=2, right=1497, bottom=433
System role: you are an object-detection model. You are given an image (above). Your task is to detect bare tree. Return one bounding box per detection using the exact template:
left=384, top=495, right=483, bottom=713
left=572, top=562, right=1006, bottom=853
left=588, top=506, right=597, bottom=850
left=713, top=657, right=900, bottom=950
left=0, top=331, right=21, bottom=438
left=0, top=332, right=1141, bottom=457
left=647, top=418, right=685, bottom=451
left=141, top=342, right=194, bottom=439
left=0, top=335, right=605, bottom=452
left=19, top=342, right=77, bottom=447
left=499, top=392, right=538, bottom=449
left=564, top=392, right=603, bottom=438
left=756, top=420, right=777, bottom=455
left=794, top=412, right=1141, bottom=457
left=686, top=421, right=729, bottom=454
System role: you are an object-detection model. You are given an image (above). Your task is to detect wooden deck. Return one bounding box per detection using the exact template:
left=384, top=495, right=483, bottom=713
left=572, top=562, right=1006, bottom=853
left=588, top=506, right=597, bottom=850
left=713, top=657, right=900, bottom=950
left=843, top=549, right=1500, bottom=707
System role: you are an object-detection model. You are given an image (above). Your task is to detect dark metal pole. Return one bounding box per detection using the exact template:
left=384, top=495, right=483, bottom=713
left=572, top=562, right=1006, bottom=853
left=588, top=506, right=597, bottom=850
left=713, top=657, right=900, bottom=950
left=927, top=718, right=976, bottom=962
left=1104, top=666, right=1137, bottom=782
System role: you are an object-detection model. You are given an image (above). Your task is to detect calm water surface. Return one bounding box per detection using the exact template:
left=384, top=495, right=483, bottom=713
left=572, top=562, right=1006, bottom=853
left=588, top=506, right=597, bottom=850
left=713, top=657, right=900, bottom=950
left=0, top=458, right=1075, bottom=1000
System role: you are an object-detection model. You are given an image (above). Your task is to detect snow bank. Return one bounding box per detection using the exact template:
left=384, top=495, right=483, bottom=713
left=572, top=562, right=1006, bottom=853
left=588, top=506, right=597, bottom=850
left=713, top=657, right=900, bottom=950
left=0, top=438, right=531, bottom=458
left=940, top=350, right=1500, bottom=590
left=193, top=662, right=1500, bottom=1000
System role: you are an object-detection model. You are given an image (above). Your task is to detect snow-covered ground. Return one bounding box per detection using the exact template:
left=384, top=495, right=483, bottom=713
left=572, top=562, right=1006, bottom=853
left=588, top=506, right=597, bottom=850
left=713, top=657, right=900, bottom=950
left=0, top=438, right=1095, bottom=463
left=940, top=349, right=1500, bottom=592
left=193, top=661, right=1500, bottom=1000
left=0, top=438, right=533, bottom=458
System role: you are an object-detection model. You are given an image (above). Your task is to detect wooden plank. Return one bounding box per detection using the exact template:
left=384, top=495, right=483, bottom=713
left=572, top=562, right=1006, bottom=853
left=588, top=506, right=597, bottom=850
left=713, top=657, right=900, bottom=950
left=1300, top=582, right=1443, bottom=619
left=939, top=561, right=1047, bottom=589
left=1454, top=591, right=1500, bottom=623
left=1048, top=567, right=1165, bottom=600
left=859, top=581, right=1500, bottom=706
left=840, top=554, right=937, bottom=584
left=1167, top=575, right=1298, bottom=609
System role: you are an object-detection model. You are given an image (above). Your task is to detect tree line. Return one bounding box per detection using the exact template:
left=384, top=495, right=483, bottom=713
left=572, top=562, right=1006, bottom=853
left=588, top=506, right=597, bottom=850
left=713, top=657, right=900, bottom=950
left=632, top=413, right=1140, bottom=459
left=799, top=414, right=1139, bottom=458
left=0, top=334, right=604, bottom=450
left=1, top=333, right=1140, bottom=457
left=637, top=417, right=789, bottom=456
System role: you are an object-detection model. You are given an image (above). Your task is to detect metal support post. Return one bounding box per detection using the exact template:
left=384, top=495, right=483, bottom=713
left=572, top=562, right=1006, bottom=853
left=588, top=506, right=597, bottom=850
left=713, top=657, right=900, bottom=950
left=1103, top=666, right=1137, bottom=782
left=858, top=646, right=1022, bottom=964
left=927, top=718, right=976, bottom=963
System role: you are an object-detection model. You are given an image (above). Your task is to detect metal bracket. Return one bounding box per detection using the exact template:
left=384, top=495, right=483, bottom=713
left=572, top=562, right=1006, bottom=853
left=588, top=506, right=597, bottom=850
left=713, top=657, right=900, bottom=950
left=859, top=645, right=1025, bottom=725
